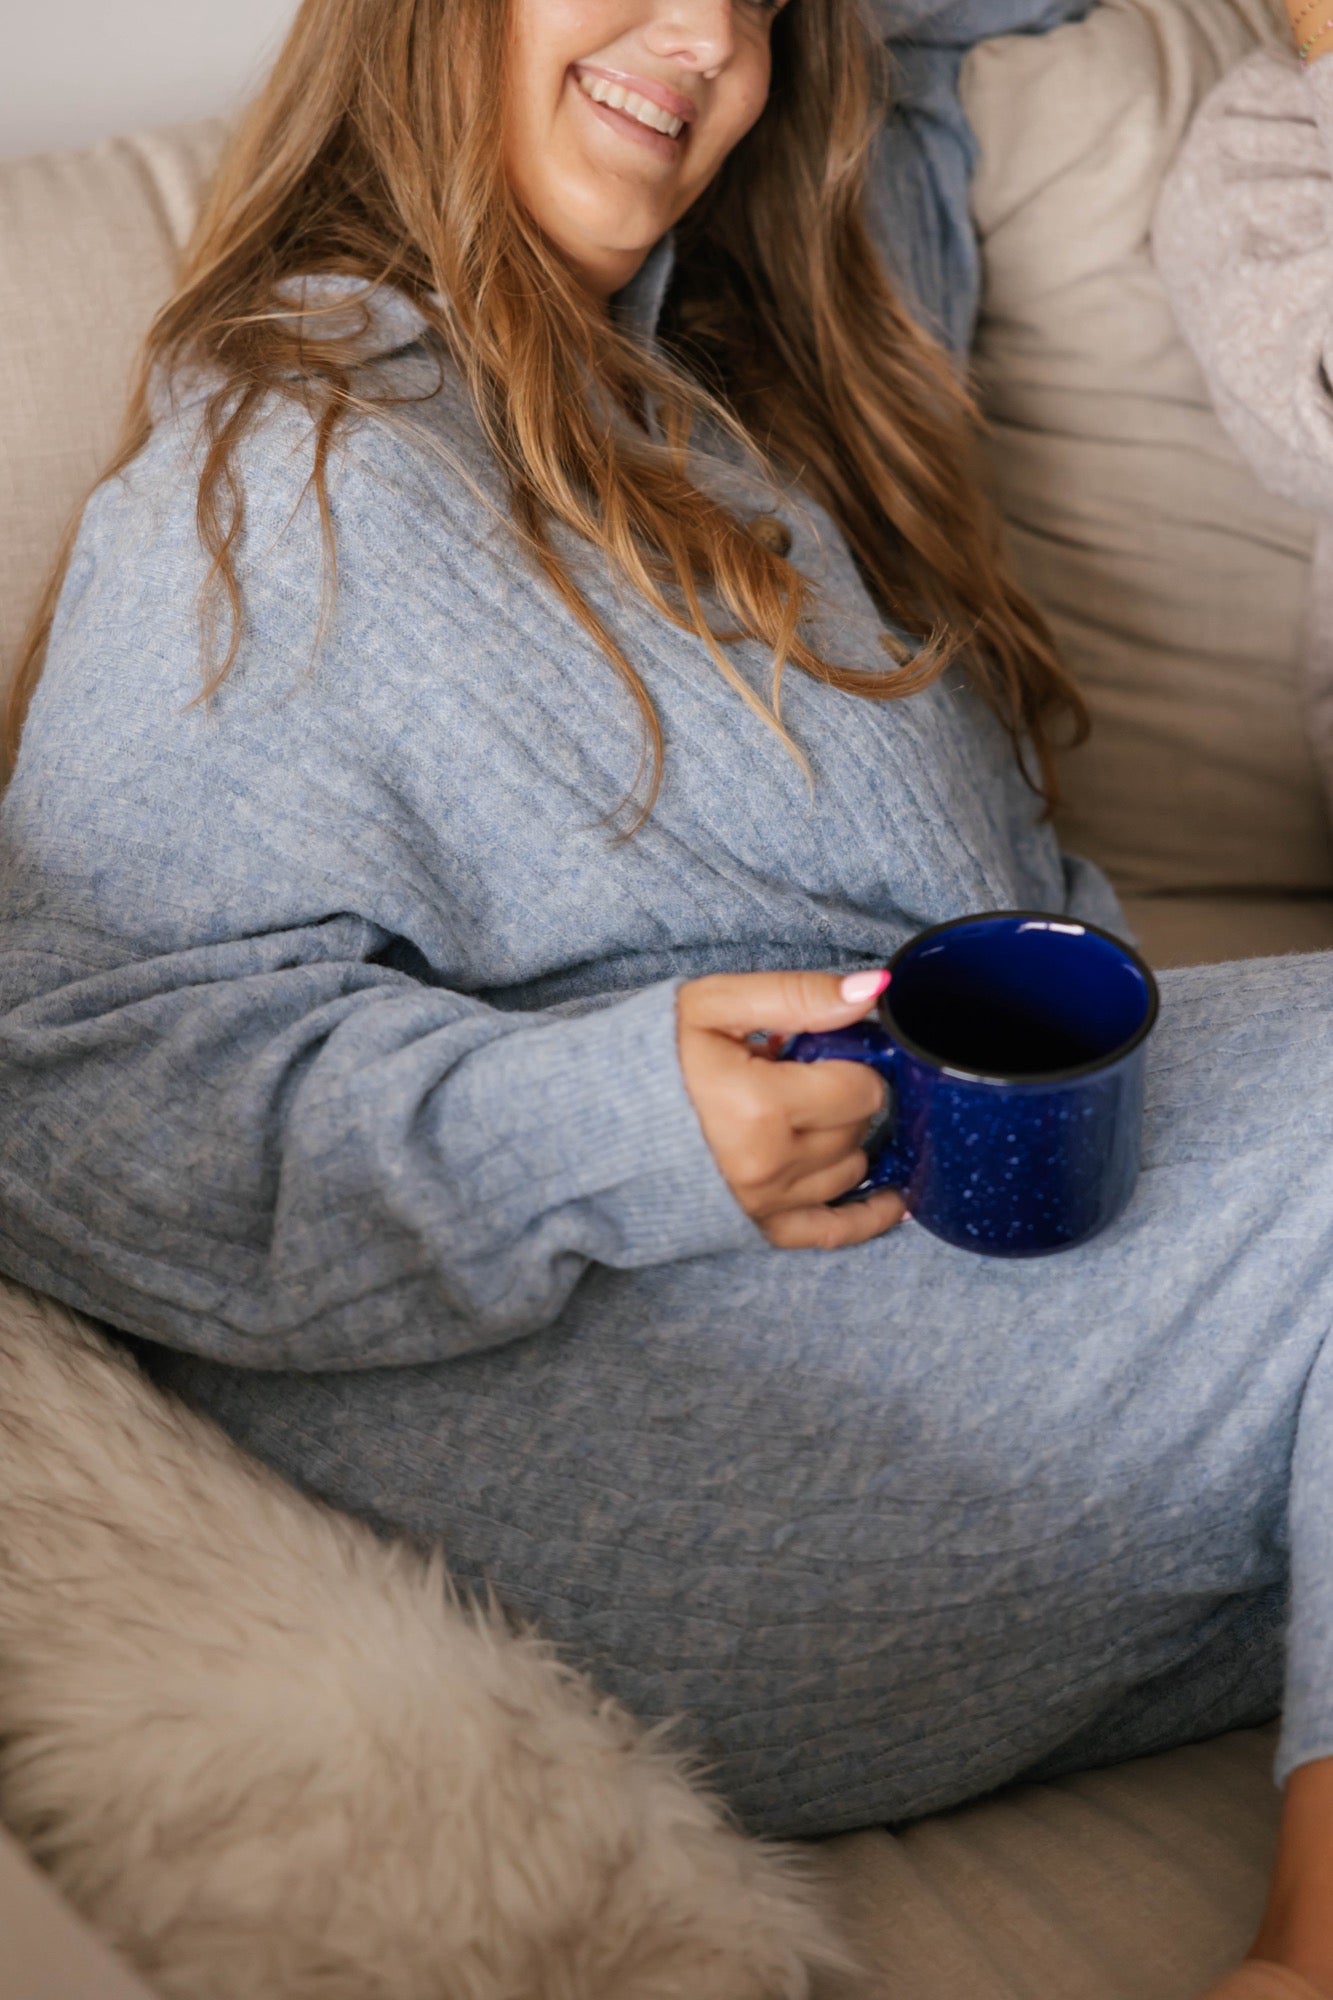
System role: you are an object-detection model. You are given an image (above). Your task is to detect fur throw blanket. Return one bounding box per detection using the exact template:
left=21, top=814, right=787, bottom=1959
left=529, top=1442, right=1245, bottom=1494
left=0, top=1280, right=850, bottom=1999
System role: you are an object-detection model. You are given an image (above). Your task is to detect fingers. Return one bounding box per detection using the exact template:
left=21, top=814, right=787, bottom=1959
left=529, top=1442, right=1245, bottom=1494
left=680, top=966, right=889, bottom=1039
left=779, top=1149, right=872, bottom=1208
left=723, top=1095, right=880, bottom=1211
left=681, top=1040, right=881, bottom=1197
left=756, top=1118, right=876, bottom=1197
left=675, top=969, right=897, bottom=1248
left=770, top=1056, right=887, bottom=1132
left=761, top=1188, right=908, bottom=1251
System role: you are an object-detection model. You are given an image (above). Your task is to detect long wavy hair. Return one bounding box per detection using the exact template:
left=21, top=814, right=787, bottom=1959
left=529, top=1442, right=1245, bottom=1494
left=5, top=0, right=1087, bottom=821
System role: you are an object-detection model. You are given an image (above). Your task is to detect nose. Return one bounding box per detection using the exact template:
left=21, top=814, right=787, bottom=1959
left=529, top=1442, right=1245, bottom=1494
left=642, top=0, right=736, bottom=79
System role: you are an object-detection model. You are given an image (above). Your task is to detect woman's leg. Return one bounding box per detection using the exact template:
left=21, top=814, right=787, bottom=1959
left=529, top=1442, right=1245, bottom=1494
left=1241, top=1305, right=1333, bottom=1996
left=1246, top=1757, right=1333, bottom=1993
left=141, top=951, right=1333, bottom=1840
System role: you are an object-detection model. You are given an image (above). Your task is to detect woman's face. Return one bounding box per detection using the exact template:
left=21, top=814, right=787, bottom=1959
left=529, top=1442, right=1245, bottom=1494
left=504, top=0, right=788, bottom=301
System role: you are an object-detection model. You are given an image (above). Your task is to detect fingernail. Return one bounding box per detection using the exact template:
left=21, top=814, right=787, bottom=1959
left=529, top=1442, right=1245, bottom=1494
left=840, top=969, right=890, bottom=1005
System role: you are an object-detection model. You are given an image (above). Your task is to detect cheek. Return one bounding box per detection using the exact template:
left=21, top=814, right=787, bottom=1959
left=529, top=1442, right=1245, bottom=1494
left=501, top=2, right=575, bottom=219
left=718, top=45, right=774, bottom=154
left=503, top=0, right=636, bottom=198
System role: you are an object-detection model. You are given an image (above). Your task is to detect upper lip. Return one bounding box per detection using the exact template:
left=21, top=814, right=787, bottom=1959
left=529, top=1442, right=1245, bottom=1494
left=572, top=64, right=698, bottom=125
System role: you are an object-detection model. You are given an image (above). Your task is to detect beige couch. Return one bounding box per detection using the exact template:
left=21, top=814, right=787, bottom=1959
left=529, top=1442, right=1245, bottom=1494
left=2, top=0, right=1332, bottom=1991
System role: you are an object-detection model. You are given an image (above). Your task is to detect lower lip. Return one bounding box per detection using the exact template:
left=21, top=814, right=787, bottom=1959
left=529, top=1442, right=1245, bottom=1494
left=569, top=72, right=685, bottom=162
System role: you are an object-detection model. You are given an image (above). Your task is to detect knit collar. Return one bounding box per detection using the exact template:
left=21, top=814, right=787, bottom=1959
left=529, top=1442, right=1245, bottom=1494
left=608, top=232, right=676, bottom=349
left=151, top=237, right=680, bottom=432
left=270, top=232, right=677, bottom=367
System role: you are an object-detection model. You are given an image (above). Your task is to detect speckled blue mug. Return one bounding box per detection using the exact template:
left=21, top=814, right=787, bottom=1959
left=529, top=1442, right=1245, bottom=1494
left=781, top=912, right=1160, bottom=1258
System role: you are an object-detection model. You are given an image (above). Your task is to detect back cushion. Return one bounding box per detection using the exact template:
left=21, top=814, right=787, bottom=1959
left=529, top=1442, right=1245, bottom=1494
left=0, top=123, right=226, bottom=702
left=961, top=0, right=1333, bottom=894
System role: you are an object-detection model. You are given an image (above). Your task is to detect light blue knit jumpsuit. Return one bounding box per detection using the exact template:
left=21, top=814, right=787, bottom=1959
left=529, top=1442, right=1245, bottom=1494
left=0, top=0, right=1330, bottom=1839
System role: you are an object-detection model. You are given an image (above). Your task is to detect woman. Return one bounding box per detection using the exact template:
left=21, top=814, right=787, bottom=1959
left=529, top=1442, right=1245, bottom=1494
left=1, top=1, right=1331, bottom=1994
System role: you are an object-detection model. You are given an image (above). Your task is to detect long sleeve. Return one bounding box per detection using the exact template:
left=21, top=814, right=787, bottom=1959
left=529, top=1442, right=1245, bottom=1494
left=0, top=400, right=760, bottom=1373
left=867, top=0, right=1097, bottom=355
left=1153, top=45, right=1333, bottom=517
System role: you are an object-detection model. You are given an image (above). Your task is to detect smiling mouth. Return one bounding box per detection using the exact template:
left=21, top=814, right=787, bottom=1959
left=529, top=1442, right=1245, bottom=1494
left=573, top=69, right=688, bottom=143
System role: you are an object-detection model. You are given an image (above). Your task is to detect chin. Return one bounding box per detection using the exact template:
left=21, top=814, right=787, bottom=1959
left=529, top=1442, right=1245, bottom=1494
left=549, top=192, right=670, bottom=280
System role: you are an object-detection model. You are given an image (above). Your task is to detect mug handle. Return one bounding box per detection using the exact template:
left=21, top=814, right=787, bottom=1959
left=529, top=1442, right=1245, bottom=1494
left=779, top=1021, right=909, bottom=1202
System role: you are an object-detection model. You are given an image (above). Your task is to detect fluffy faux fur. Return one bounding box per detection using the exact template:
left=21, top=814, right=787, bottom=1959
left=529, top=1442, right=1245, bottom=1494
left=0, top=1279, right=855, bottom=1999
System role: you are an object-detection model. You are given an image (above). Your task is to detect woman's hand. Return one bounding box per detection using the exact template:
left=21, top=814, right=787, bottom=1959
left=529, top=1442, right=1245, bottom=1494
left=676, top=969, right=908, bottom=1250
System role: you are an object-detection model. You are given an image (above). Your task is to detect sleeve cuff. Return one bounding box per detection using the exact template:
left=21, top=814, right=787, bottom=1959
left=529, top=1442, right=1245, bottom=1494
left=441, top=978, right=765, bottom=1272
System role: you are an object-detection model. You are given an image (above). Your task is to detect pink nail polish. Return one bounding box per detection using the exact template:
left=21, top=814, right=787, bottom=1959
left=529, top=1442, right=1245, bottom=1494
left=840, top=968, right=890, bottom=1005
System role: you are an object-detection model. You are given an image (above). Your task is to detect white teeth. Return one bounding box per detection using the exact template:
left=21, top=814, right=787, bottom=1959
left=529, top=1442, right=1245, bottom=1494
left=576, top=71, right=685, bottom=140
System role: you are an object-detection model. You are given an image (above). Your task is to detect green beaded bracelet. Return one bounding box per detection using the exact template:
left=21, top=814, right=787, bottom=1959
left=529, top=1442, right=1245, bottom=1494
left=1300, top=14, right=1333, bottom=57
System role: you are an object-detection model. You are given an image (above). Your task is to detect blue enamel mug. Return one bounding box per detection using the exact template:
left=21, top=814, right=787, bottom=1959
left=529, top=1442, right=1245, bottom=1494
left=782, top=912, right=1160, bottom=1257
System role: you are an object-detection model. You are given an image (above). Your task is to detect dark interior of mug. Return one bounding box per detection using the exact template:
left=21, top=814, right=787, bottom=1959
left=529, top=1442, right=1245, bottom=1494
left=885, top=917, right=1156, bottom=1079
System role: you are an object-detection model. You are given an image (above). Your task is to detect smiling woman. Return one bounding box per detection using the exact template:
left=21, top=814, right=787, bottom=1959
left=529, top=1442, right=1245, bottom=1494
left=504, top=0, right=783, bottom=298
left=7, top=0, right=1084, bottom=837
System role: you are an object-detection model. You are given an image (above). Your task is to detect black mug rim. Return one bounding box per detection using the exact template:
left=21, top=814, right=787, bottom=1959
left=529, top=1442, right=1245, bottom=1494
left=879, top=909, right=1161, bottom=1087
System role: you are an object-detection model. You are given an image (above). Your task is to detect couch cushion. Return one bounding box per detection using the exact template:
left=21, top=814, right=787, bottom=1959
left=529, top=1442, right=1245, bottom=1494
left=1121, top=892, right=1333, bottom=966
left=962, top=0, right=1333, bottom=902
left=817, top=1724, right=1280, bottom=2000
left=0, top=123, right=226, bottom=700
left=0, top=1825, right=158, bottom=2000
